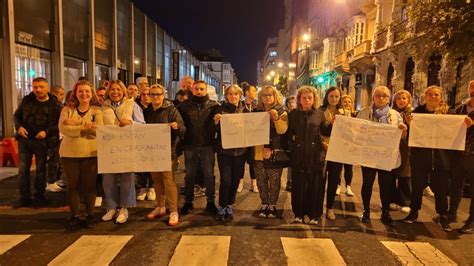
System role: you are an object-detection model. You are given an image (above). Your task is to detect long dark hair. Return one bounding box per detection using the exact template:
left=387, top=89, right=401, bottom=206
left=321, top=87, right=342, bottom=109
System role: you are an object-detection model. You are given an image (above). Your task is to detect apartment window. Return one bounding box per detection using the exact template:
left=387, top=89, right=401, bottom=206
left=269, top=51, right=277, bottom=57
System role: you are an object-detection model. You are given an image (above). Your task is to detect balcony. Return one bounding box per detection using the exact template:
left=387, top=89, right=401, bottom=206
left=333, top=52, right=347, bottom=67
left=392, top=20, right=409, bottom=43
left=352, top=40, right=371, bottom=59
left=373, top=29, right=388, bottom=51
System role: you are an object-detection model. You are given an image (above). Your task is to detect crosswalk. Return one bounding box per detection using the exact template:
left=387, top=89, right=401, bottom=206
left=0, top=234, right=461, bottom=265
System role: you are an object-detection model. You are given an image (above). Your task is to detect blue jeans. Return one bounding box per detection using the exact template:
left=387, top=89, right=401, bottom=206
left=102, top=173, right=136, bottom=209
left=184, top=146, right=215, bottom=203
left=137, top=172, right=153, bottom=188
left=217, top=153, right=246, bottom=208
left=18, top=138, right=48, bottom=200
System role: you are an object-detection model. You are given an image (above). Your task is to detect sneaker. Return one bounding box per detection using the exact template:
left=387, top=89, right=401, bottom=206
left=116, top=208, right=128, bottom=224
left=400, top=206, right=411, bottom=214
left=438, top=215, right=452, bottom=232
left=237, top=179, right=244, bottom=193
left=102, top=209, right=117, bottom=221
left=147, top=207, right=166, bottom=219
left=460, top=220, right=473, bottom=234
left=258, top=205, right=268, bottom=218
left=146, top=188, right=156, bottom=201
left=94, top=197, right=103, bottom=207
left=82, top=214, right=96, bottom=229
left=69, top=216, right=81, bottom=229
left=326, top=209, right=336, bottom=220
left=423, top=186, right=435, bottom=197
left=215, top=207, right=226, bottom=221
left=46, top=182, right=64, bottom=192
left=180, top=203, right=194, bottom=215
left=403, top=210, right=418, bottom=224
left=345, top=186, right=354, bottom=196
left=168, top=212, right=179, bottom=226
left=308, top=219, right=319, bottom=225
left=267, top=206, right=277, bottom=219
left=389, top=203, right=400, bottom=211
left=294, top=217, right=303, bottom=223
left=205, top=202, right=218, bottom=214
left=137, top=188, right=147, bottom=201
left=381, top=211, right=394, bottom=225
left=361, top=210, right=370, bottom=223
left=225, top=206, right=234, bottom=221
left=56, top=180, right=67, bottom=187
left=335, top=185, right=341, bottom=196
left=251, top=180, right=259, bottom=193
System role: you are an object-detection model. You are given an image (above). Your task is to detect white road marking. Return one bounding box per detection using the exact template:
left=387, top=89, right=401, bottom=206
left=169, top=235, right=231, bottom=266
left=381, top=241, right=457, bottom=265
left=0, top=234, right=31, bottom=255
left=281, top=237, right=346, bottom=266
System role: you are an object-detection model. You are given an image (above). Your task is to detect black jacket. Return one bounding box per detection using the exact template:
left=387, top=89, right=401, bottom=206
left=215, top=102, right=249, bottom=157
left=14, top=92, right=62, bottom=144
left=177, top=95, right=219, bottom=147
left=409, top=105, right=453, bottom=170
left=144, top=99, right=186, bottom=160
left=454, top=102, right=474, bottom=157
left=258, top=104, right=288, bottom=151
left=288, top=108, right=328, bottom=174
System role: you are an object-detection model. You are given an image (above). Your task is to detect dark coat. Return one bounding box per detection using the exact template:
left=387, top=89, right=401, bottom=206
left=14, top=92, right=62, bottom=145
left=215, top=102, right=248, bottom=157
left=409, top=105, right=453, bottom=171
left=177, top=95, right=219, bottom=147
left=144, top=99, right=186, bottom=160
left=454, top=102, right=474, bottom=157
left=288, top=108, right=328, bottom=174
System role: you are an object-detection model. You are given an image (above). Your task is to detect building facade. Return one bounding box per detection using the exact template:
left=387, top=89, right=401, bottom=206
left=0, top=0, right=224, bottom=137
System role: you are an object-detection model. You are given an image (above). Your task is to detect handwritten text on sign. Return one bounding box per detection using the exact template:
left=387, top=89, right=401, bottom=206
left=408, top=114, right=466, bottom=151
left=220, top=112, right=270, bottom=149
left=326, top=116, right=402, bottom=171
left=97, top=124, right=171, bottom=173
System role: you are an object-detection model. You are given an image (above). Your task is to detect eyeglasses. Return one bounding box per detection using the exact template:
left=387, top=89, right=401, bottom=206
left=150, top=93, right=164, bottom=97
left=374, top=94, right=390, bottom=99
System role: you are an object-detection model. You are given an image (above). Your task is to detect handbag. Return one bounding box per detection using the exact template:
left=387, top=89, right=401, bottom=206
left=264, top=149, right=290, bottom=169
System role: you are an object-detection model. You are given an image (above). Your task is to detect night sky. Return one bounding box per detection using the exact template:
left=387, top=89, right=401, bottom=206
left=133, top=0, right=285, bottom=84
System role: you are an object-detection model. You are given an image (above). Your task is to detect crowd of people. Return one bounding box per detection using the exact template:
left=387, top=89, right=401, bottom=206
left=12, top=75, right=474, bottom=234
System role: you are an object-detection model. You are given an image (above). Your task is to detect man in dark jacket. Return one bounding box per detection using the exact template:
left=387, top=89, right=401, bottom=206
left=449, top=80, right=474, bottom=233
left=177, top=80, right=219, bottom=215
left=13, top=77, right=63, bottom=207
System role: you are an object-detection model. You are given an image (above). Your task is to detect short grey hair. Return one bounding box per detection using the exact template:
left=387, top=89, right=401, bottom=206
left=372, top=85, right=391, bottom=99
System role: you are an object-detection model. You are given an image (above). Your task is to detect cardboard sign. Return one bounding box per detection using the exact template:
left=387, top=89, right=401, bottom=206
left=220, top=112, right=270, bottom=149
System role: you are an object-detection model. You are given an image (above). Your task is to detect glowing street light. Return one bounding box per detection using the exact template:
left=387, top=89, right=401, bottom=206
left=302, top=33, right=310, bottom=42
left=270, top=70, right=275, bottom=76
left=277, top=62, right=284, bottom=68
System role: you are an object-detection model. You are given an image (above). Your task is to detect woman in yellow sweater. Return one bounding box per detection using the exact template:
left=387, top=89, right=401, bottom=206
left=59, top=80, right=103, bottom=229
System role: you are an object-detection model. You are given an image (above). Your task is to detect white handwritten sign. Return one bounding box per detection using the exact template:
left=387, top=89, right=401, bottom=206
left=97, top=124, right=171, bottom=173
left=220, top=112, right=270, bottom=149
left=408, top=114, right=466, bottom=151
left=326, top=115, right=402, bottom=171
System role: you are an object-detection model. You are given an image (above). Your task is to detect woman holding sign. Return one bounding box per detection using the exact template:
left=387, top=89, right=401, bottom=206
left=288, top=86, right=328, bottom=224
left=254, top=85, right=288, bottom=218
left=357, top=85, right=405, bottom=225
left=213, top=85, right=249, bottom=221
left=403, top=85, right=472, bottom=231
left=101, top=80, right=136, bottom=224
left=59, top=80, right=103, bottom=229
left=144, top=84, right=185, bottom=226
left=321, top=87, right=352, bottom=221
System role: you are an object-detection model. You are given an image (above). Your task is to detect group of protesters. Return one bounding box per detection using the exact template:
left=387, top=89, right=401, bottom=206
left=13, top=74, right=474, bottom=233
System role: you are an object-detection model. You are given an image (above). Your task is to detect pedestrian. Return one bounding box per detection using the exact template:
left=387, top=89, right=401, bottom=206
left=237, top=82, right=259, bottom=193
left=14, top=77, right=63, bottom=207
left=96, top=87, right=106, bottom=105
left=177, top=80, right=219, bottom=215
left=357, top=85, right=406, bottom=225
left=254, top=85, right=288, bottom=218
left=135, top=76, right=149, bottom=93
left=213, top=85, right=249, bottom=221
left=284, top=95, right=297, bottom=192
left=127, top=84, right=139, bottom=100
left=288, top=86, right=327, bottom=224
left=339, top=95, right=356, bottom=197
left=94, top=86, right=106, bottom=207
left=390, top=90, right=413, bottom=214
left=320, top=87, right=351, bottom=221
left=144, top=84, right=185, bottom=226
left=59, top=80, right=103, bottom=228
left=449, top=80, right=474, bottom=233
left=45, top=85, right=67, bottom=193
left=402, top=85, right=470, bottom=231
left=101, top=80, right=137, bottom=224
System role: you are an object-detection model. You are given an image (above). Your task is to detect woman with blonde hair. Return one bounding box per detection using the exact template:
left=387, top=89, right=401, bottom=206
left=339, top=94, right=356, bottom=197
left=254, top=85, right=288, bottom=218
left=59, top=80, right=103, bottom=228
left=357, top=85, right=406, bottom=225
left=403, top=85, right=471, bottom=231
left=288, top=86, right=328, bottom=224
left=101, top=80, right=136, bottom=224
